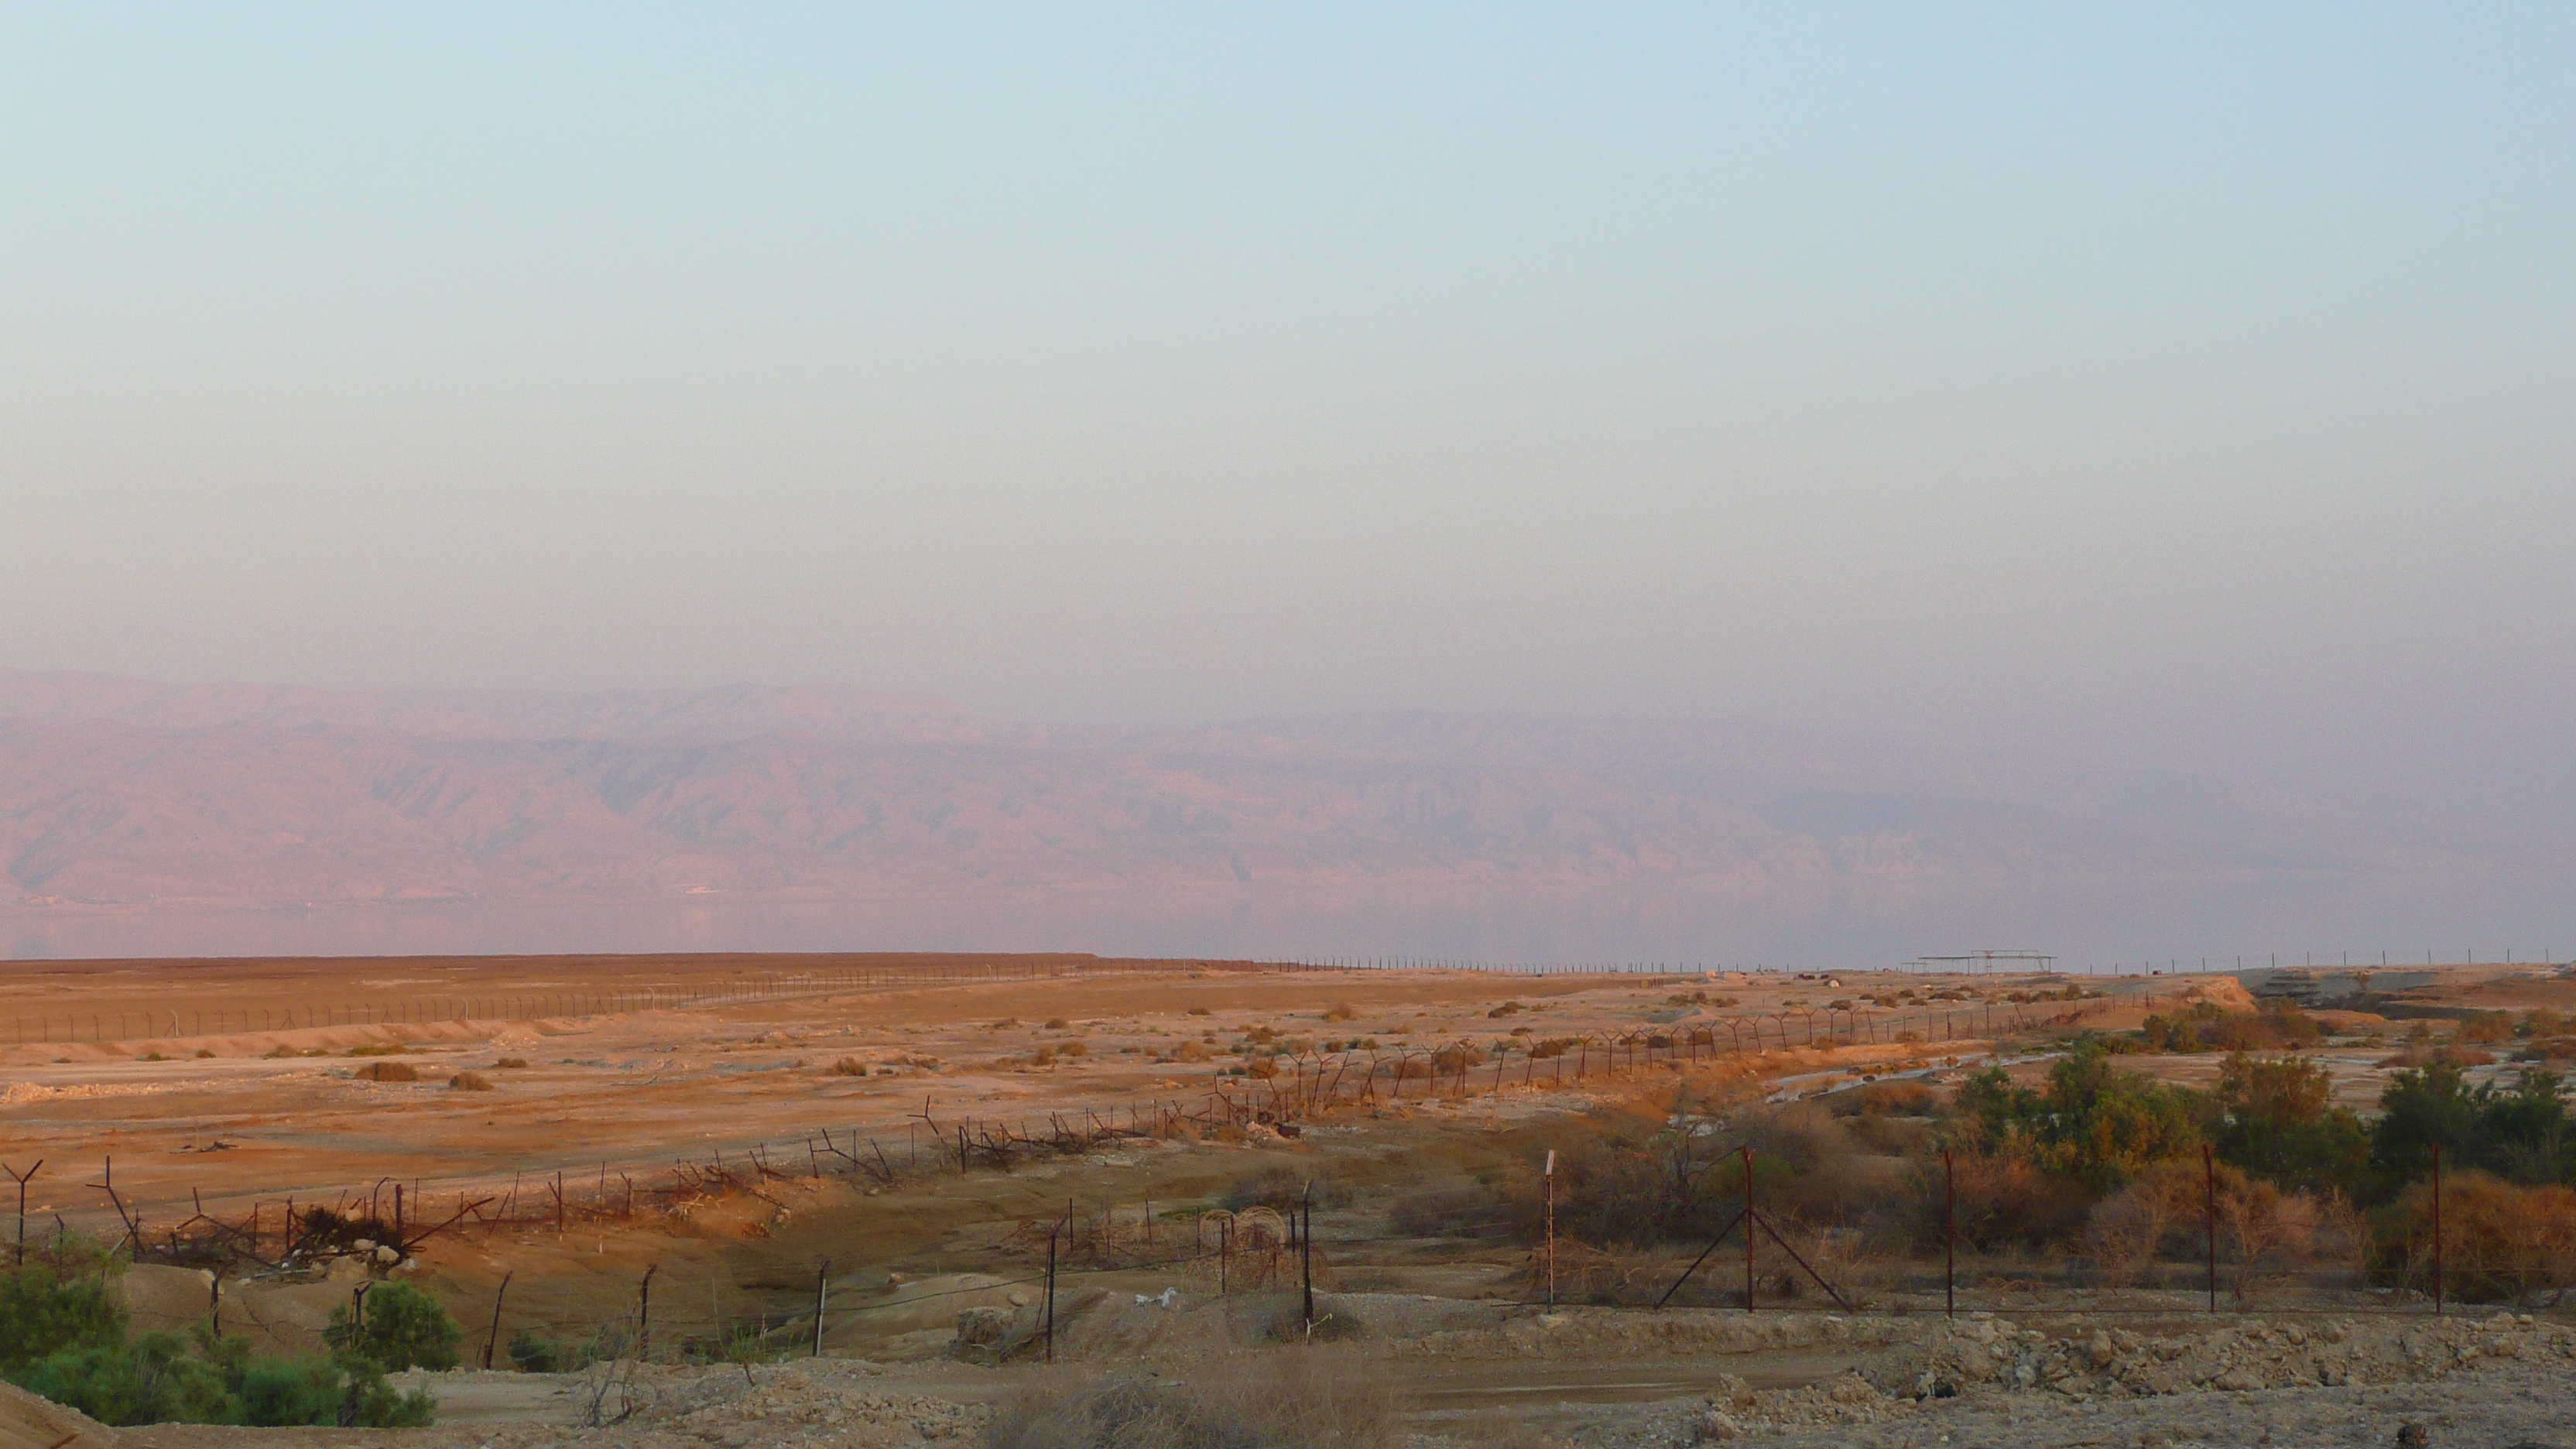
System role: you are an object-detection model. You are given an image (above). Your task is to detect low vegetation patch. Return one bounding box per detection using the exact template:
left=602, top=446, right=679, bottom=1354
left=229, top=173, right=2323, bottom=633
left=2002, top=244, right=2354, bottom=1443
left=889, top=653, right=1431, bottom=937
left=0, top=1238, right=437, bottom=1428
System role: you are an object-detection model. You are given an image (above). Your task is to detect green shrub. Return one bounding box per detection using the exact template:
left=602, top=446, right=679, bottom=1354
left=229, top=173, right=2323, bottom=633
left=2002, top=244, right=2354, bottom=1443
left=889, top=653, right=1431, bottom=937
left=0, top=1245, right=128, bottom=1369
left=8, top=1331, right=234, bottom=1427
left=325, top=1282, right=461, bottom=1371
left=505, top=1326, right=578, bottom=1373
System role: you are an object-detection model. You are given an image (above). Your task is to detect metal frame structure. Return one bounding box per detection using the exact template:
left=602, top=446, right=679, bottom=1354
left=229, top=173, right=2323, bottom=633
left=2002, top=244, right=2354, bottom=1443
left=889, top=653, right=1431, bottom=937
left=1901, top=949, right=2055, bottom=975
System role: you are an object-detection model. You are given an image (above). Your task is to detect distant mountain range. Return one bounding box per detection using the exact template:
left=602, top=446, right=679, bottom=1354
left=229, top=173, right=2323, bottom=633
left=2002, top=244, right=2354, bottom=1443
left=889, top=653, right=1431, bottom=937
left=0, top=669, right=2484, bottom=912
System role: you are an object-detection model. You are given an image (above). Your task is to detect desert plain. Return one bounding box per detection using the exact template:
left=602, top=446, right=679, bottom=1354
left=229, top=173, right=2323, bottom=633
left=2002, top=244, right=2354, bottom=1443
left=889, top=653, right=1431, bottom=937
left=6, top=951, right=2576, bottom=1449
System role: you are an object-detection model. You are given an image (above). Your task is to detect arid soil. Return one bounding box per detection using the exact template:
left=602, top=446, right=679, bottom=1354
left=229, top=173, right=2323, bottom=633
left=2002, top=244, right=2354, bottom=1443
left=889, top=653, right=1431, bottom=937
left=9, top=954, right=2576, bottom=1446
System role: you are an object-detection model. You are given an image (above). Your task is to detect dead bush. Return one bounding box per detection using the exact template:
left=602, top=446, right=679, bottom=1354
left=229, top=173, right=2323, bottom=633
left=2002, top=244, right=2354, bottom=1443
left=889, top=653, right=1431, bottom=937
left=831, top=1057, right=868, bottom=1076
left=449, top=1070, right=495, bottom=1091
left=1845, top=1114, right=1931, bottom=1156
left=982, top=1350, right=1400, bottom=1449
left=2457, top=1011, right=2516, bottom=1045
left=2377, top=1045, right=2496, bottom=1069
left=1044, top=1017, right=1070, bottom=1029
left=1322, top=1002, right=1358, bottom=1022
left=2378, top=1171, right=2576, bottom=1304
left=2087, top=1160, right=2324, bottom=1299
left=1170, top=1040, right=1211, bottom=1063
left=1059, top=1040, right=1087, bottom=1057
left=493, top=1057, right=529, bottom=1070
left=1831, top=1081, right=1935, bottom=1117
left=1224, top=1166, right=1354, bottom=1214
left=355, top=1060, right=419, bottom=1083
left=1914, top=1149, right=2098, bottom=1249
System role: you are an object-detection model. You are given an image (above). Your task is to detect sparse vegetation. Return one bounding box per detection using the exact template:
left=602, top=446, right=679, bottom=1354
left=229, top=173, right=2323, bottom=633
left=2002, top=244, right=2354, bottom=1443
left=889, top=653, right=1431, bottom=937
left=448, top=1070, right=495, bottom=1091
left=352, top=1060, right=418, bottom=1083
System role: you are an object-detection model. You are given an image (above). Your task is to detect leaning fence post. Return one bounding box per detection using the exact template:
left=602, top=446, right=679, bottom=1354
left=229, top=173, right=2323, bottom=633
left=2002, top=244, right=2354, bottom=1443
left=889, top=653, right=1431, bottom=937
left=813, top=1259, right=830, bottom=1357
left=482, top=1270, right=513, bottom=1369
left=638, top=1264, right=659, bottom=1361
left=1043, top=1221, right=1059, bottom=1363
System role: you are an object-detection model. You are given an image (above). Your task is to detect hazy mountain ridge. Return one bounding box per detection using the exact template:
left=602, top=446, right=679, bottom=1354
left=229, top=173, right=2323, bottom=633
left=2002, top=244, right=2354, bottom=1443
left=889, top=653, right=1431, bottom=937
left=0, top=671, right=2478, bottom=909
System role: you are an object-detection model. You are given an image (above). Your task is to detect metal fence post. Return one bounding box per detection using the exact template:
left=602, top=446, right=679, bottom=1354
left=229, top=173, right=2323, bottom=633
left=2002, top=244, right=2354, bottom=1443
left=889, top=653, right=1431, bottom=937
left=1742, top=1146, right=1756, bottom=1313
left=1942, top=1148, right=1955, bottom=1319
left=2431, top=1142, right=2444, bottom=1316
left=2203, top=1144, right=2217, bottom=1312
left=813, top=1259, right=830, bottom=1357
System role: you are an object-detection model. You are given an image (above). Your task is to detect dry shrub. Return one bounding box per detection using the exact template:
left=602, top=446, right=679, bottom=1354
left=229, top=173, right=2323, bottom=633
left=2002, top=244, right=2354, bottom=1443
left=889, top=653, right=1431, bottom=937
left=831, top=1057, right=868, bottom=1076
left=449, top=1070, right=495, bottom=1091
left=1170, top=1040, right=1211, bottom=1064
left=982, top=1351, right=1400, bottom=1449
left=1845, top=1114, right=1931, bottom=1156
left=493, top=1057, right=529, bottom=1070
left=2379, top=1172, right=2576, bottom=1304
left=1322, top=1002, right=1358, bottom=1023
left=2457, top=1011, right=2516, bottom=1045
left=1187, top=1006, right=1212, bottom=1016
left=1059, top=1040, right=1088, bottom=1057
left=1244, top=1057, right=1278, bottom=1078
left=1919, top=1149, right=2097, bottom=1249
left=2522, top=1007, right=2567, bottom=1037
left=1225, top=1166, right=1354, bottom=1214
left=1029, top=1046, right=1058, bottom=1068
left=1831, top=1081, right=1935, bottom=1117
left=355, top=1060, right=419, bottom=1083
left=2087, top=1160, right=2324, bottom=1297
left=2378, top=1045, right=2496, bottom=1068
left=1527, top=1036, right=1579, bottom=1060
left=1044, top=1017, right=1070, bottom=1029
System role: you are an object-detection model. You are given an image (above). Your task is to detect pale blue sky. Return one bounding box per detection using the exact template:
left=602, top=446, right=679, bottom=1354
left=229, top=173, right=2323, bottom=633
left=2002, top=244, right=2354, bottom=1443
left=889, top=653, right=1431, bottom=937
left=4, top=5, right=2571, bottom=830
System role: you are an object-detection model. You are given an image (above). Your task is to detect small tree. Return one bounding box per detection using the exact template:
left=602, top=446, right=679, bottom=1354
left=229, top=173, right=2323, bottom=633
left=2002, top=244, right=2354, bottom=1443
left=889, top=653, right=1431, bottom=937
left=326, top=1282, right=461, bottom=1371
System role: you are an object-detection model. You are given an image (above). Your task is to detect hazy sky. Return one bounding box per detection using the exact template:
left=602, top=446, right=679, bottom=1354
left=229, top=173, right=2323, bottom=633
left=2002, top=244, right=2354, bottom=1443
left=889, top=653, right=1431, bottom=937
left=5, top=6, right=2571, bottom=826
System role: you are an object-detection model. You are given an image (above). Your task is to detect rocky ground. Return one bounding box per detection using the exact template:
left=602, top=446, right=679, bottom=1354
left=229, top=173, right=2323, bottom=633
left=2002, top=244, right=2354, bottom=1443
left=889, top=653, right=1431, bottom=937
left=39, top=1305, right=2566, bottom=1449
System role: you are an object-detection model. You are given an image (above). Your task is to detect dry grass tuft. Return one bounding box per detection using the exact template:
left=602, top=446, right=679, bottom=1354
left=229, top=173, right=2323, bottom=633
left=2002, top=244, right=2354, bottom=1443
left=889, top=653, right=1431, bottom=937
left=981, top=1350, right=1401, bottom=1449
left=1322, top=1002, right=1358, bottom=1022
left=450, top=1070, right=495, bottom=1091
left=354, top=1060, right=419, bottom=1083
left=493, top=1056, right=530, bottom=1069
left=831, top=1057, right=868, bottom=1076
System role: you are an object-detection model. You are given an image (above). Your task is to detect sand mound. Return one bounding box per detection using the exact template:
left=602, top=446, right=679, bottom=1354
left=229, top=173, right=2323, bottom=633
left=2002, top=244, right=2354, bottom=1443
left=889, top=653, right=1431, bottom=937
left=0, top=1379, right=118, bottom=1449
left=2180, top=977, right=2259, bottom=1011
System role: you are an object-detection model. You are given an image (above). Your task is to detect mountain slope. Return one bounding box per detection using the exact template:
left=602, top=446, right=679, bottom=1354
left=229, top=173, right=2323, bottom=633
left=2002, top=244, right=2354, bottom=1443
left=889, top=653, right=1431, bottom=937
left=0, top=671, right=2472, bottom=909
